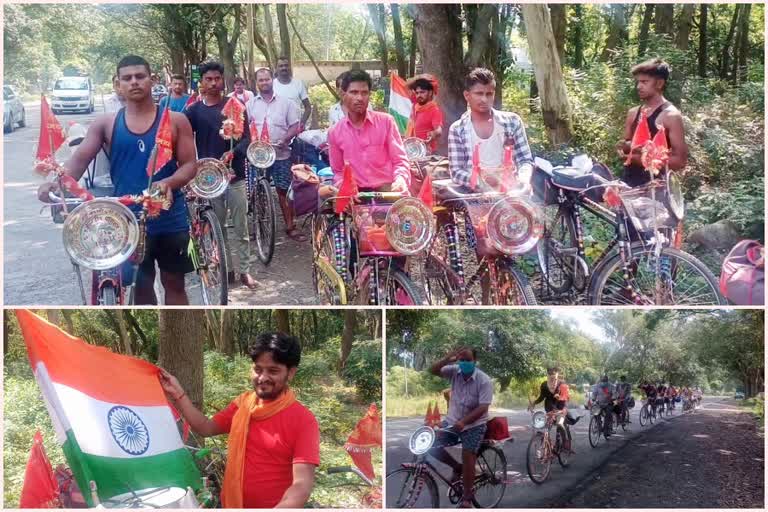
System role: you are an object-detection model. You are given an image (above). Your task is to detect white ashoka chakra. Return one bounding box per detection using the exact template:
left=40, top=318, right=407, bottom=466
left=107, top=406, right=150, bottom=455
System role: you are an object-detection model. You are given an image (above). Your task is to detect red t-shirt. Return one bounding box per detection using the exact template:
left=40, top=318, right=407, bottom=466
left=213, top=400, right=320, bottom=508
left=412, top=103, right=444, bottom=152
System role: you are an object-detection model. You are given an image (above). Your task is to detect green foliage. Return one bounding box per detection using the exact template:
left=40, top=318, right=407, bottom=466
left=342, top=340, right=383, bottom=402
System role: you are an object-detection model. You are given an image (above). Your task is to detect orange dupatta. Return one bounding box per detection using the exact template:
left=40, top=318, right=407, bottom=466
left=220, top=388, right=297, bottom=508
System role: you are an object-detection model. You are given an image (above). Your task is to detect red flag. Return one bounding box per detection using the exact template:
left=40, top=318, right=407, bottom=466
left=220, top=96, right=245, bottom=140
left=344, top=404, right=382, bottom=480
left=249, top=120, right=258, bottom=141
left=35, top=96, right=66, bottom=163
left=470, top=143, right=481, bottom=189
left=146, top=108, right=173, bottom=176
left=432, top=401, right=442, bottom=425
left=424, top=402, right=434, bottom=426
left=625, top=109, right=651, bottom=165
left=418, top=172, right=433, bottom=209
left=260, top=118, right=270, bottom=142
left=334, top=162, right=359, bottom=214
left=641, top=126, right=670, bottom=174
left=19, top=431, right=59, bottom=508
left=183, top=92, right=199, bottom=110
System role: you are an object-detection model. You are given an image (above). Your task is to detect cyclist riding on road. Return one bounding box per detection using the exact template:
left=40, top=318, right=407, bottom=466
left=615, top=375, right=632, bottom=422
left=528, top=366, right=580, bottom=453
left=591, top=375, right=616, bottom=438
left=656, top=382, right=668, bottom=414
left=429, top=347, right=493, bottom=509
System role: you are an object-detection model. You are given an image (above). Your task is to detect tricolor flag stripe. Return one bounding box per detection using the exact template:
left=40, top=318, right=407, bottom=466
left=389, top=72, right=412, bottom=134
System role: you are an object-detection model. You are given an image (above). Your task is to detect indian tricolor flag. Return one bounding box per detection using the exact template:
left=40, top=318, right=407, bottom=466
left=16, top=310, right=200, bottom=506
left=388, top=72, right=412, bottom=135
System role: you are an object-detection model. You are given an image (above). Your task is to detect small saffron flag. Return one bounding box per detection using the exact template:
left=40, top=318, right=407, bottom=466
left=625, top=108, right=651, bottom=165
left=334, top=162, right=358, bottom=214
left=35, top=96, right=66, bottom=163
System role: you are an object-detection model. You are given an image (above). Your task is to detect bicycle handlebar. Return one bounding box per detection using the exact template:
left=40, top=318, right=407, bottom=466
left=326, top=466, right=375, bottom=487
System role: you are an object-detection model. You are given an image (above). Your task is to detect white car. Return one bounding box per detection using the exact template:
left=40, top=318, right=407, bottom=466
left=51, top=76, right=94, bottom=114
left=3, top=85, right=26, bottom=133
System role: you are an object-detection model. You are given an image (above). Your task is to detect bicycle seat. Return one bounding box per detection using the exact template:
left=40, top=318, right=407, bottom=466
left=551, top=167, right=594, bottom=190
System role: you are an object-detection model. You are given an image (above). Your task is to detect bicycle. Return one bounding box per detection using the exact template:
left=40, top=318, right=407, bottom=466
left=311, top=191, right=434, bottom=305
left=639, top=398, right=655, bottom=427
left=246, top=141, right=278, bottom=265
left=588, top=402, right=616, bottom=447
left=185, top=158, right=229, bottom=305
left=386, top=424, right=510, bottom=508
left=309, top=466, right=382, bottom=508
left=526, top=410, right=571, bottom=484
left=533, top=166, right=725, bottom=305
left=421, top=177, right=538, bottom=305
left=615, top=398, right=632, bottom=430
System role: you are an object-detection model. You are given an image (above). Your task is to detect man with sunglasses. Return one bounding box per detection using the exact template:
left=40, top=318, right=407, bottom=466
left=429, top=347, right=493, bottom=508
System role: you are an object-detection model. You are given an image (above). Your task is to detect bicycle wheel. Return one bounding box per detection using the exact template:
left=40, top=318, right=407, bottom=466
left=588, top=242, right=725, bottom=305
left=198, top=210, right=229, bottom=305
left=473, top=444, right=507, bottom=508
left=100, top=283, right=117, bottom=305
left=556, top=427, right=571, bottom=467
left=588, top=416, right=601, bottom=447
left=310, top=214, right=347, bottom=304
left=526, top=433, right=552, bottom=484
left=639, top=405, right=649, bottom=426
left=356, top=266, right=426, bottom=305
left=385, top=467, right=439, bottom=508
left=536, top=206, right=581, bottom=293
left=620, top=410, right=628, bottom=431
left=422, top=223, right=463, bottom=304
left=495, top=260, right=537, bottom=305
left=250, top=177, right=276, bottom=265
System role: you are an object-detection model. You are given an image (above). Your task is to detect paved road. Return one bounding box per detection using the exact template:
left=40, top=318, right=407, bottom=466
left=3, top=100, right=316, bottom=305
left=386, top=399, right=711, bottom=508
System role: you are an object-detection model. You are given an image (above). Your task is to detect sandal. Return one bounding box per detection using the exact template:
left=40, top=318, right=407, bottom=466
left=286, top=228, right=307, bottom=242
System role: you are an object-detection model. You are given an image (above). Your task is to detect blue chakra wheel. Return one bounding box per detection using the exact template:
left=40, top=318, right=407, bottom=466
left=107, top=406, right=150, bottom=455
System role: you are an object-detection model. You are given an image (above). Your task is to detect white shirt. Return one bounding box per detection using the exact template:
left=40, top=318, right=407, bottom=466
left=228, top=90, right=254, bottom=104
left=273, top=77, right=308, bottom=113
left=103, top=93, right=124, bottom=113
left=328, top=101, right=372, bottom=127
left=470, top=118, right=505, bottom=168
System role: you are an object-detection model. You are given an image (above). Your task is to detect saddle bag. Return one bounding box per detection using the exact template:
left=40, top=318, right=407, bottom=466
left=720, top=239, right=765, bottom=305
left=288, top=165, right=320, bottom=217
left=484, top=416, right=509, bottom=440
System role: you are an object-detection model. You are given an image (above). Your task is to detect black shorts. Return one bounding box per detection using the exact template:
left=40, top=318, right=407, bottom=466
left=123, top=231, right=194, bottom=280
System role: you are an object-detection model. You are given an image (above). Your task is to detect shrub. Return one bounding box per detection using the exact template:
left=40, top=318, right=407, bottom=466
left=341, top=339, right=382, bottom=403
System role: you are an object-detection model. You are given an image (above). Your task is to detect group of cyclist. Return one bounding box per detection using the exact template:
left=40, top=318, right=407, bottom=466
left=638, top=380, right=703, bottom=414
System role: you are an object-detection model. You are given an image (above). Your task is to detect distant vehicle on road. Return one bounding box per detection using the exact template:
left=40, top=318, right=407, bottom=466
left=3, top=85, right=26, bottom=133
left=51, top=75, right=94, bottom=114
left=734, top=391, right=745, bottom=400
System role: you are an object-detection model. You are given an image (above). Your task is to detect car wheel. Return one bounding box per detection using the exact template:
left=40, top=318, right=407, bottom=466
left=4, top=115, right=13, bottom=133
left=18, top=108, right=26, bottom=128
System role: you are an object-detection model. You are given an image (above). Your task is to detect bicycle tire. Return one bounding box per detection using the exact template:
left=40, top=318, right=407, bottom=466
left=588, top=242, right=726, bottom=305
left=310, top=214, right=347, bottom=305
left=472, top=444, right=508, bottom=508
left=355, top=267, right=426, bottom=305
left=422, top=223, right=463, bottom=304
left=251, top=178, right=276, bottom=265
left=536, top=206, right=579, bottom=293
left=100, top=283, right=117, bottom=306
left=199, top=209, right=229, bottom=305
left=385, top=467, right=439, bottom=508
left=639, top=404, right=649, bottom=427
left=588, top=416, right=601, bottom=448
left=526, top=433, right=552, bottom=484
left=556, top=426, right=571, bottom=467
left=495, top=260, right=537, bottom=305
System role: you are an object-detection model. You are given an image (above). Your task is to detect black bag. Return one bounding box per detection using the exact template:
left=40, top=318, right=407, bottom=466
left=532, top=166, right=559, bottom=205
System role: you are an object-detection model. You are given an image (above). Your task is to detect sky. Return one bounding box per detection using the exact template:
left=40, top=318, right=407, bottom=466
left=548, top=309, right=607, bottom=342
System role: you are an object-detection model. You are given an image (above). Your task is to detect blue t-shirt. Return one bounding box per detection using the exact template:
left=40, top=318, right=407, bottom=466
left=159, top=94, right=190, bottom=113
left=109, top=108, right=188, bottom=236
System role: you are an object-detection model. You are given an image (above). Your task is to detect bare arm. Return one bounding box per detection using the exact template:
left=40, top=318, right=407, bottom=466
left=158, top=370, right=224, bottom=437
left=301, top=98, right=312, bottom=126
left=617, top=107, right=638, bottom=161
left=275, top=463, right=315, bottom=508
left=430, top=348, right=461, bottom=377
left=456, top=404, right=490, bottom=430
left=663, top=111, right=688, bottom=170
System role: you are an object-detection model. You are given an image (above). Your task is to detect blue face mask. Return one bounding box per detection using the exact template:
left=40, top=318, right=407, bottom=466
left=458, top=361, right=476, bottom=375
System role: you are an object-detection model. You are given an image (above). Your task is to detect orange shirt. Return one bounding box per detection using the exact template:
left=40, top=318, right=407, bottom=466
left=213, top=400, right=320, bottom=508
left=411, top=102, right=444, bottom=152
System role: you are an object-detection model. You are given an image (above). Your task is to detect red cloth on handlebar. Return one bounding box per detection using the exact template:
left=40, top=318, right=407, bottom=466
left=59, top=175, right=94, bottom=201
left=344, top=404, right=381, bottom=480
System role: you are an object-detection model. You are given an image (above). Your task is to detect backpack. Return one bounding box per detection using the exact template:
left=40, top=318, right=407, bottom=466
left=720, top=240, right=764, bottom=305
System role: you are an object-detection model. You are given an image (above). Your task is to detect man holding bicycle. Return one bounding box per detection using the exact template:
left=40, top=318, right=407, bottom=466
left=528, top=367, right=580, bottom=453
left=185, top=61, right=258, bottom=290
left=36, top=55, right=198, bottom=305
left=159, top=332, right=320, bottom=508
left=429, top=347, right=493, bottom=508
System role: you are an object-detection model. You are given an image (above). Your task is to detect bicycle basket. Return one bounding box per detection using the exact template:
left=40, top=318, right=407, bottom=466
left=190, top=158, right=229, bottom=199
left=484, top=417, right=509, bottom=440
left=352, top=203, right=398, bottom=256
left=352, top=198, right=435, bottom=256
left=619, top=183, right=677, bottom=234
left=464, top=196, right=543, bottom=257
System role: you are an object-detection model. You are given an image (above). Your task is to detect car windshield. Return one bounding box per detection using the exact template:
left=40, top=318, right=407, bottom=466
left=54, top=79, right=88, bottom=90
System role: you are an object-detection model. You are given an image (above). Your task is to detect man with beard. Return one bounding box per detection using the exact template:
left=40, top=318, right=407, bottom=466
left=228, top=77, right=255, bottom=105
left=159, top=332, right=320, bottom=508
left=327, top=69, right=410, bottom=193
left=37, top=55, right=197, bottom=304
left=245, top=67, right=303, bottom=242
left=273, top=56, right=312, bottom=129
left=406, top=74, right=444, bottom=154
left=617, top=58, right=688, bottom=187
left=185, top=61, right=258, bottom=289
left=159, top=74, right=190, bottom=113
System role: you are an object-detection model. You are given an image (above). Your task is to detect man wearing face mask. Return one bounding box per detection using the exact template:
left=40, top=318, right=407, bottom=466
left=429, top=347, right=493, bottom=508
left=159, top=332, right=320, bottom=508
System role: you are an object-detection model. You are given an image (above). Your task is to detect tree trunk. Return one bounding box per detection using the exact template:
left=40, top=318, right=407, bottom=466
left=521, top=4, right=573, bottom=146
left=246, top=4, right=255, bottom=88
left=61, top=310, right=75, bottom=334
left=312, top=311, right=319, bottom=348
left=464, top=4, right=496, bottom=68
left=158, top=311, right=206, bottom=410
left=600, top=5, right=628, bottom=61
left=219, top=309, right=234, bottom=357
left=204, top=309, right=221, bottom=350
left=274, top=310, right=290, bottom=334
left=655, top=4, right=675, bottom=37
left=276, top=4, right=291, bottom=60
left=391, top=4, right=408, bottom=77
left=675, top=4, right=696, bottom=51
left=412, top=4, right=466, bottom=150
left=4, top=311, right=11, bottom=356
left=113, top=311, right=133, bottom=356
left=46, top=310, right=61, bottom=327
left=339, top=310, right=357, bottom=371
left=408, top=20, right=417, bottom=76
left=549, top=4, right=567, bottom=65
left=735, top=3, right=751, bottom=84
left=721, top=5, right=740, bottom=80
left=698, top=4, right=708, bottom=78
left=210, top=5, right=242, bottom=91
left=262, top=4, right=279, bottom=68
left=124, top=311, right=150, bottom=351
left=571, top=5, right=584, bottom=68
left=170, top=49, right=185, bottom=75
left=368, top=4, right=389, bottom=76
left=638, top=4, right=655, bottom=56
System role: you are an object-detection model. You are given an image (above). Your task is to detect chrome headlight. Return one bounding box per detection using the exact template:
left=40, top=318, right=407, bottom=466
left=408, top=426, right=436, bottom=455
left=62, top=199, right=139, bottom=270
left=385, top=197, right=436, bottom=255
left=403, top=137, right=427, bottom=160
left=590, top=404, right=602, bottom=417
left=190, top=158, right=229, bottom=199
left=247, top=141, right=276, bottom=168
left=486, top=196, right=544, bottom=255
left=532, top=411, right=547, bottom=430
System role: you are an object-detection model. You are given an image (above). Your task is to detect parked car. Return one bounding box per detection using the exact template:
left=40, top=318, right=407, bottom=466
left=3, top=85, right=26, bottom=133
left=51, top=76, right=94, bottom=114
left=734, top=391, right=745, bottom=400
